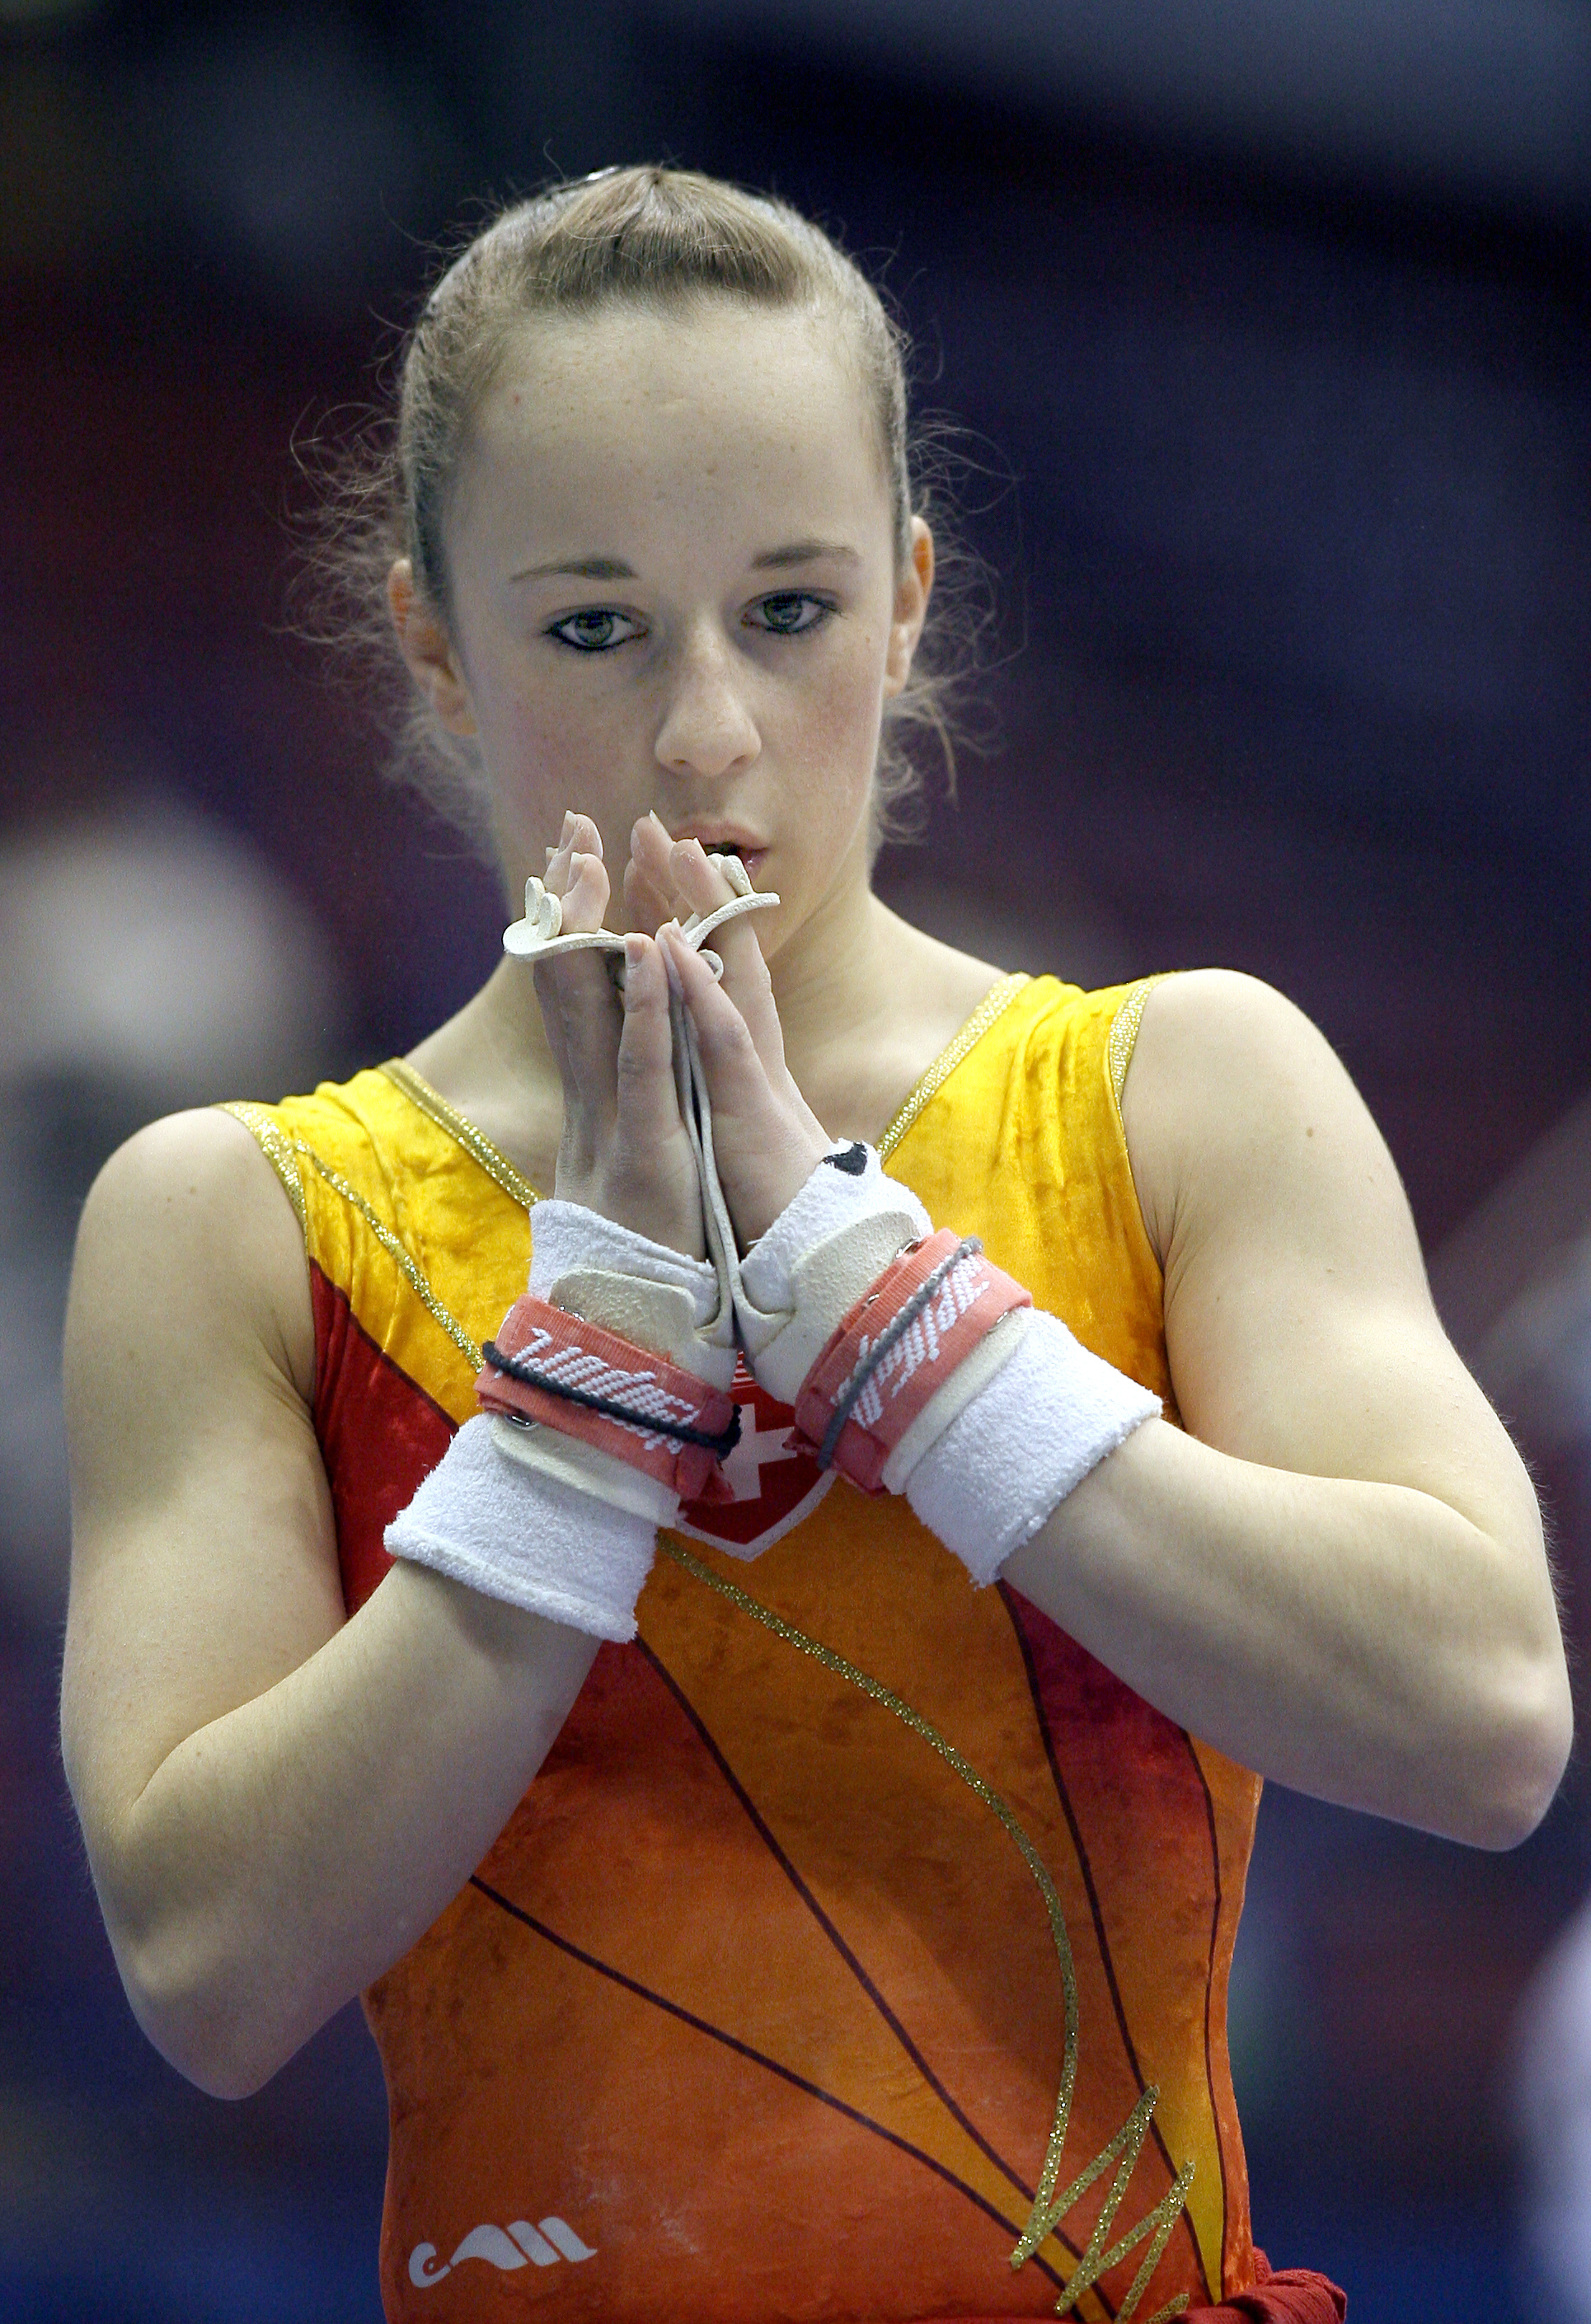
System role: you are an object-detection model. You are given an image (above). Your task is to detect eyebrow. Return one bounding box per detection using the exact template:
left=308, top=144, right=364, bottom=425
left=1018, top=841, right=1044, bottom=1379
left=510, top=554, right=636, bottom=583
left=751, top=540, right=861, bottom=570
left=509, top=540, right=862, bottom=584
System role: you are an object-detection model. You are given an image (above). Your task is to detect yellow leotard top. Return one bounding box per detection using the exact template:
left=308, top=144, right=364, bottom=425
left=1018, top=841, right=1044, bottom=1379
left=226, top=972, right=1264, bottom=2324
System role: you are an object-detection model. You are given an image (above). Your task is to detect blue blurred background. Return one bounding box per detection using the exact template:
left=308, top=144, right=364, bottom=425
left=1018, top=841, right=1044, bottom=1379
left=3, top=3, right=1589, bottom=2317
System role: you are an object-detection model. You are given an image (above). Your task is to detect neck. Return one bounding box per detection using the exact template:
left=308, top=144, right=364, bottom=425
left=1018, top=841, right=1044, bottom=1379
left=764, top=849, right=899, bottom=1089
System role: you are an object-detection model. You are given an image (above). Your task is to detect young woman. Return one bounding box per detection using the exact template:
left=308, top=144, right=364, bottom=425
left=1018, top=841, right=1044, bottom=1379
left=61, top=168, right=1568, bottom=2323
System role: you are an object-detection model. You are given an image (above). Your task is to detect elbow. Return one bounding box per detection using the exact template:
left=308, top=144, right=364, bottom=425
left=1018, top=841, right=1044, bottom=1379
left=115, top=1924, right=303, bottom=2101
left=73, top=1787, right=322, bottom=2098
left=1456, top=1644, right=1574, bottom=1852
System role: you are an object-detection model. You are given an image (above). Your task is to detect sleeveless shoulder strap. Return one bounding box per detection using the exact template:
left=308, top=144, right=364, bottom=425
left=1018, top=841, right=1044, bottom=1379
left=217, top=1072, right=529, bottom=1411
left=1105, top=973, right=1171, bottom=1126
left=219, top=1099, right=306, bottom=1234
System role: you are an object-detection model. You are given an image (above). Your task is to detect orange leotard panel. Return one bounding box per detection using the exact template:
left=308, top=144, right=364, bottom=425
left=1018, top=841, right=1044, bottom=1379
left=225, top=972, right=1264, bottom=2324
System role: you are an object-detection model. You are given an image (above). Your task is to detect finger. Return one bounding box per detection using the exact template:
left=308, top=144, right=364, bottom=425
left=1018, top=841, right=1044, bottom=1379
left=657, top=920, right=773, bottom=1108
left=622, top=848, right=673, bottom=939
left=665, top=837, right=787, bottom=1067
left=531, top=841, right=610, bottom=1062
left=533, top=846, right=620, bottom=1124
left=558, top=849, right=609, bottom=933
left=545, top=810, right=603, bottom=898
left=631, top=813, right=770, bottom=1018
left=658, top=921, right=830, bottom=1240
left=629, top=809, right=677, bottom=897
left=615, top=934, right=688, bottom=1153
left=630, top=817, right=749, bottom=945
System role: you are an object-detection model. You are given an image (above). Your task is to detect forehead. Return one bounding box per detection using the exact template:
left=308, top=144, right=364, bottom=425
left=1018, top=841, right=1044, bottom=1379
left=454, top=300, right=889, bottom=552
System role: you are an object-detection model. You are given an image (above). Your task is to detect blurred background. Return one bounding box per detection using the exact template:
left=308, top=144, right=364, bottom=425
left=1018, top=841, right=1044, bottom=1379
left=2, top=2, right=1589, bottom=2317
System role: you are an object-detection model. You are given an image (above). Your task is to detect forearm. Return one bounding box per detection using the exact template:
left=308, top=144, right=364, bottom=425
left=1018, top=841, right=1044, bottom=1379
left=95, top=1560, right=597, bottom=2097
left=1003, top=1417, right=1570, bottom=1845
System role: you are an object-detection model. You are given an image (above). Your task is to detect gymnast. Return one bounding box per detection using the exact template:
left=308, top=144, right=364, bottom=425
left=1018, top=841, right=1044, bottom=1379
left=61, top=166, right=1570, bottom=2322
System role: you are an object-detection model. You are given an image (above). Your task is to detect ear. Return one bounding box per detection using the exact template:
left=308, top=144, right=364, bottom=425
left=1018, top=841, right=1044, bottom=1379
left=387, top=559, right=477, bottom=735
left=882, top=518, right=934, bottom=698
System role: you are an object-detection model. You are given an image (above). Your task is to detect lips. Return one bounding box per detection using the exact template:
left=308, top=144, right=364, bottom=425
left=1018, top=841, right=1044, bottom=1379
left=669, top=827, right=768, bottom=882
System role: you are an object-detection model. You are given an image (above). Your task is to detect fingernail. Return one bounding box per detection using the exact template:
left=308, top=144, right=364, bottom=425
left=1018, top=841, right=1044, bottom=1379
left=561, top=810, right=576, bottom=837
left=648, top=809, right=671, bottom=837
left=623, top=932, right=645, bottom=996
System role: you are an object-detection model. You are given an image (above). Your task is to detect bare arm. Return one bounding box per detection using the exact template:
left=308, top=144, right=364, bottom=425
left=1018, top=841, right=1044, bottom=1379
left=1003, top=971, right=1570, bottom=1846
left=60, top=1111, right=598, bottom=2099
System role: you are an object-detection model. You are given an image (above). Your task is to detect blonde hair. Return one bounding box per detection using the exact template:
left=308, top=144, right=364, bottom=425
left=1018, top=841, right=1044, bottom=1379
left=305, top=166, right=985, bottom=845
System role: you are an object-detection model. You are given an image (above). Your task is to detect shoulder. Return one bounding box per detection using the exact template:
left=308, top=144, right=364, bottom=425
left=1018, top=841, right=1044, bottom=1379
left=73, top=1107, right=315, bottom=1400
left=1127, top=968, right=1337, bottom=1117
left=81, top=1103, right=305, bottom=1248
left=1120, top=968, right=1414, bottom=1281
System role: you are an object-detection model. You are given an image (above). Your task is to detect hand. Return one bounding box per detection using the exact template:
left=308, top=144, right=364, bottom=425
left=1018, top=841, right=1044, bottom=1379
left=535, top=812, right=706, bottom=1258
left=627, top=816, right=830, bottom=1246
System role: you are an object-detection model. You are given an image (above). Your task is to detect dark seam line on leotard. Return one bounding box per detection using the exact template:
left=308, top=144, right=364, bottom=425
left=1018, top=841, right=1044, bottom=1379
left=997, top=1581, right=1194, bottom=2312
left=1185, top=1736, right=1232, bottom=2291
left=634, top=1636, right=1085, bottom=2271
left=310, top=1261, right=461, bottom=1444
left=467, top=1872, right=1064, bottom=2292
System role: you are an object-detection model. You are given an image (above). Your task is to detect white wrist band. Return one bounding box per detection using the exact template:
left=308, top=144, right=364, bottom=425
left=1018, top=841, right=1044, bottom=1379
left=385, top=1416, right=657, bottom=1641
left=386, top=1207, right=739, bottom=1638
left=904, top=1310, right=1161, bottom=1585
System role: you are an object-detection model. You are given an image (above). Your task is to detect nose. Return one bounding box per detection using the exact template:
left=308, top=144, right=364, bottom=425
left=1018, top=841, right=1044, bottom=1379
left=653, top=623, right=761, bottom=783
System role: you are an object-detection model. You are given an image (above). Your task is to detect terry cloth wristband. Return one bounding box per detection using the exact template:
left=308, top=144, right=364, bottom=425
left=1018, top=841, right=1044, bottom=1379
left=386, top=1207, right=740, bottom=1642
left=903, top=1310, right=1162, bottom=1584
left=384, top=1415, right=659, bottom=1640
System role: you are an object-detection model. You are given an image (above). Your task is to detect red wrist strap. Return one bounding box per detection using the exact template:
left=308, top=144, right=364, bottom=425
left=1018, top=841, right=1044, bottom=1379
left=477, top=1295, right=738, bottom=1504
left=789, top=1229, right=1031, bottom=1494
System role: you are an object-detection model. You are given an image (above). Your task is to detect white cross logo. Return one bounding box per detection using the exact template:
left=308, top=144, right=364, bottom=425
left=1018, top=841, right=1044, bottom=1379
left=720, top=1407, right=798, bottom=1502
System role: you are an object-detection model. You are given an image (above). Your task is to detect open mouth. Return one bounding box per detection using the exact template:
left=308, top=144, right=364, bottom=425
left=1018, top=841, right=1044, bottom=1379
left=678, top=835, right=767, bottom=883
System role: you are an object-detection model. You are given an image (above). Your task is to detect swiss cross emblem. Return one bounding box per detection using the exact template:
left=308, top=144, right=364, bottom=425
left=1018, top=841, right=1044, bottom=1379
left=675, top=1355, right=834, bottom=1556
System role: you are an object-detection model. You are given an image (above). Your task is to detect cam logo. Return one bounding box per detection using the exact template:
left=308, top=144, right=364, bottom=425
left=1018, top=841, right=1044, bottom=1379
left=409, top=2214, right=597, bottom=2287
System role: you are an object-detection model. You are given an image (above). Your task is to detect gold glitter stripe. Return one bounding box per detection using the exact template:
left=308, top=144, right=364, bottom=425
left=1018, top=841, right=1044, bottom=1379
left=380, top=1058, right=541, bottom=1212
left=218, top=1102, right=307, bottom=1235
left=658, top=1534, right=1191, bottom=2317
left=1105, top=977, right=1167, bottom=1126
left=292, top=1139, right=482, bottom=1371
left=879, top=972, right=1030, bottom=1162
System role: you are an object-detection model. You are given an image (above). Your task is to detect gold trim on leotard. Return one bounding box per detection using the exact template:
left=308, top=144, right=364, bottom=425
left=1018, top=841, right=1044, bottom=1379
left=380, top=1057, right=541, bottom=1211
left=219, top=1101, right=307, bottom=1233
left=293, top=1141, right=485, bottom=1371
left=1105, top=976, right=1169, bottom=1127
left=879, top=972, right=1030, bottom=1162
left=222, top=1099, right=484, bottom=1371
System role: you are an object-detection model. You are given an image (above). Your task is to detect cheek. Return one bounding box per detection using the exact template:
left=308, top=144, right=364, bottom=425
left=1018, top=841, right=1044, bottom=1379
left=475, top=668, right=627, bottom=795
left=799, top=631, right=889, bottom=785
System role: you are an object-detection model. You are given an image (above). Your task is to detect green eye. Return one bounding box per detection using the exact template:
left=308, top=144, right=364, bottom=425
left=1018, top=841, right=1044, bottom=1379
left=548, top=609, right=643, bottom=652
left=749, top=592, right=833, bottom=635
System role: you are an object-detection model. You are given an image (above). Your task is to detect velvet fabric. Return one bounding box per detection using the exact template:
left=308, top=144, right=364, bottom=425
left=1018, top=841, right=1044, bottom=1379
left=227, top=980, right=1305, bottom=2323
